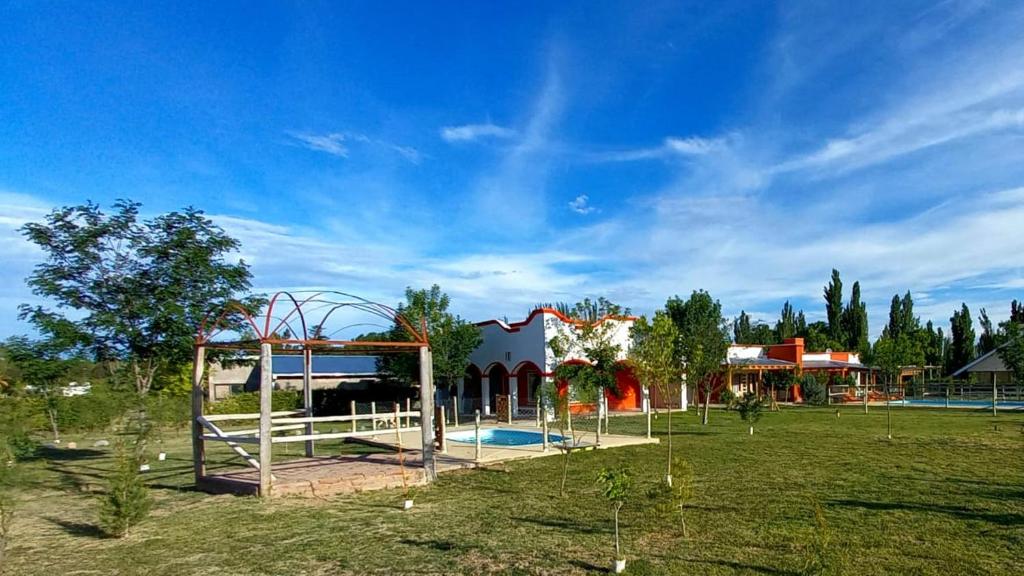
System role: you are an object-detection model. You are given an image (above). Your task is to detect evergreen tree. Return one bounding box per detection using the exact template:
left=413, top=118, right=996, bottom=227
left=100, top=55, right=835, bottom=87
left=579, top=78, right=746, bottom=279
left=1012, top=300, right=1024, bottom=324
left=776, top=301, right=798, bottom=341
left=842, top=281, right=869, bottom=354
left=948, top=304, right=975, bottom=374
left=796, top=310, right=808, bottom=335
left=977, top=308, right=998, bottom=355
left=823, top=269, right=846, bottom=345
left=886, top=295, right=901, bottom=339
left=733, top=311, right=752, bottom=344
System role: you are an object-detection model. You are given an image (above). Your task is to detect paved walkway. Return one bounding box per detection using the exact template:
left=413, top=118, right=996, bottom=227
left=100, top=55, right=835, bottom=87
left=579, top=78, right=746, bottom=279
left=199, top=423, right=658, bottom=498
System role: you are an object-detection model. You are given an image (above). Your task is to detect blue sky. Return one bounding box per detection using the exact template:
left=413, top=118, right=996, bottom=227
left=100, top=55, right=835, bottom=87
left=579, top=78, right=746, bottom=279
left=2, top=1, right=1023, bottom=340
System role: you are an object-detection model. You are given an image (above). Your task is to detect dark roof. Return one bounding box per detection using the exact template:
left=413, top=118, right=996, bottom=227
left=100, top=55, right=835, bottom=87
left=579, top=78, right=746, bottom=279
left=725, top=357, right=795, bottom=367
left=802, top=360, right=868, bottom=370
left=952, top=344, right=1009, bottom=377
left=271, top=355, right=379, bottom=376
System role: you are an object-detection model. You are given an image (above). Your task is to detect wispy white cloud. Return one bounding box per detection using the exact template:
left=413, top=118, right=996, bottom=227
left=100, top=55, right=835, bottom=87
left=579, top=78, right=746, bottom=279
left=287, top=131, right=349, bottom=158
left=473, top=52, right=565, bottom=232
left=568, top=194, right=595, bottom=215
left=286, top=131, right=421, bottom=163
left=584, top=135, right=726, bottom=163
left=440, top=123, right=516, bottom=142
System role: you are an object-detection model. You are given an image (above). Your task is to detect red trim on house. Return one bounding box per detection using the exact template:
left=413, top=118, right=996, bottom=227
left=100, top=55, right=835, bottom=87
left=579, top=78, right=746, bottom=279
left=475, top=307, right=637, bottom=333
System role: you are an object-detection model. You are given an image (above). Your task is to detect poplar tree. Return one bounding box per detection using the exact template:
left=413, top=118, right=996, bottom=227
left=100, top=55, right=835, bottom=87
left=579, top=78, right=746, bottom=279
left=842, top=281, right=869, bottom=354
left=824, top=269, right=846, bottom=345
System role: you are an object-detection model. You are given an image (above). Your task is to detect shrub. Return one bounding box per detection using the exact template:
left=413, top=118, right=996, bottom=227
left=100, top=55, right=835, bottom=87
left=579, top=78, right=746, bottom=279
left=5, top=433, right=37, bottom=461
left=57, top=382, right=134, bottom=432
left=99, top=432, right=152, bottom=538
left=801, top=374, right=827, bottom=406
left=736, top=392, right=765, bottom=432
left=206, top=390, right=300, bottom=415
left=719, top=387, right=737, bottom=408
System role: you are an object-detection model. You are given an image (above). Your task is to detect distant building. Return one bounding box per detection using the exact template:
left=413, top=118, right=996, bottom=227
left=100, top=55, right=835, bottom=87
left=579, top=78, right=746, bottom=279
left=952, top=346, right=1013, bottom=386
left=463, top=308, right=673, bottom=417
left=719, top=338, right=871, bottom=403
left=61, top=381, right=92, bottom=397
left=207, top=355, right=379, bottom=401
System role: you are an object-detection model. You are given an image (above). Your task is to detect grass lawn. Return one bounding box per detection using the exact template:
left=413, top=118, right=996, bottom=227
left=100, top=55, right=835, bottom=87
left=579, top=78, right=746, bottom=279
left=3, top=406, right=1024, bottom=575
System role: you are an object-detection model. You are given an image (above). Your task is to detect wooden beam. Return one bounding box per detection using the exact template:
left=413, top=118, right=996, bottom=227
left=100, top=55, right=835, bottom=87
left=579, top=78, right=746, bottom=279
left=303, top=347, right=314, bottom=457
left=191, top=345, right=207, bottom=484
left=419, top=346, right=437, bottom=481
left=258, top=342, right=273, bottom=497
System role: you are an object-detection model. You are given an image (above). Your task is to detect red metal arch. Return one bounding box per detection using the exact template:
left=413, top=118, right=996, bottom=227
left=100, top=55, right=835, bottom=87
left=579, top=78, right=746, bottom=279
left=196, top=290, right=429, bottom=349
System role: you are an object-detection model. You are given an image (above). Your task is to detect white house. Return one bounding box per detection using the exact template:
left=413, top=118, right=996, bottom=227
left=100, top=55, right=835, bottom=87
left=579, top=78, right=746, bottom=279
left=460, top=308, right=687, bottom=416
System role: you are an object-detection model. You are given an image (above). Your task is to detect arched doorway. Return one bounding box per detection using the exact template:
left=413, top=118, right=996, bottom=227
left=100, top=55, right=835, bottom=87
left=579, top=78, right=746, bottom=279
left=514, top=361, right=543, bottom=407
left=486, top=363, right=509, bottom=412
left=463, top=365, right=482, bottom=412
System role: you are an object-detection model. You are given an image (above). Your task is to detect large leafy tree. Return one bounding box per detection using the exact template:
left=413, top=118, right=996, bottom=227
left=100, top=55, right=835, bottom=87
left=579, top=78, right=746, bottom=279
left=666, top=291, right=729, bottom=425
left=19, top=201, right=255, bottom=396
left=733, top=311, right=776, bottom=345
left=628, top=311, right=680, bottom=484
left=378, top=285, right=482, bottom=394
left=547, top=299, right=627, bottom=496
left=998, top=321, right=1024, bottom=387
left=948, top=304, right=975, bottom=374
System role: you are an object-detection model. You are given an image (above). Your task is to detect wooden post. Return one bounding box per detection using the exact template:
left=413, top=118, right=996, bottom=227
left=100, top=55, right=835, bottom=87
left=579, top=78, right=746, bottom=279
left=596, top=388, right=602, bottom=447
left=993, top=372, right=998, bottom=416
left=438, top=405, right=447, bottom=454
left=258, top=342, right=273, bottom=498
left=646, top=396, right=652, bottom=439
left=452, top=395, right=459, bottom=427
left=419, top=346, right=437, bottom=481
left=191, top=345, right=207, bottom=484
left=405, top=397, right=412, bottom=428
left=303, top=347, right=314, bottom=457
left=350, top=400, right=357, bottom=433
left=394, top=403, right=403, bottom=447
left=541, top=403, right=549, bottom=453
left=474, top=409, right=482, bottom=462
left=371, top=401, right=378, bottom=432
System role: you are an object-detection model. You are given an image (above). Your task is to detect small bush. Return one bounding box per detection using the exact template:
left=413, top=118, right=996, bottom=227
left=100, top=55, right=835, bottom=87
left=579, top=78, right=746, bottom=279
left=5, top=433, right=37, bottom=461
left=800, top=374, right=827, bottom=406
left=99, top=436, right=152, bottom=538
left=719, top=387, right=737, bottom=408
left=736, top=392, right=765, bottom=430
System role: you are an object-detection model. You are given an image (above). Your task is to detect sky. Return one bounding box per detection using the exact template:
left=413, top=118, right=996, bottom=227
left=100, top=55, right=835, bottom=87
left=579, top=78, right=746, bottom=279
left=1, top=1, right=1023, bottom=341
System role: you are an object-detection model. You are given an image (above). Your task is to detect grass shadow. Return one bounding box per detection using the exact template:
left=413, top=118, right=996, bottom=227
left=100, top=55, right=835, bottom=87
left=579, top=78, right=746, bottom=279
left=687, top=558, right=798, bottom=575
left=568, top=559, right=608, bottom=573
left=46, top=517, right=106, bottom=539
left=828, top=498, right=1024, bottom=527
left=512, top=515, right=612, bottom=535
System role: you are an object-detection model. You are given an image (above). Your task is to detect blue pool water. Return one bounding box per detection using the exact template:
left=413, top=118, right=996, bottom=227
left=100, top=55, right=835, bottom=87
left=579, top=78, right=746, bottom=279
left=447, top=428, right=565, bottom=446
left=892, top=398, right=1024, bottom=410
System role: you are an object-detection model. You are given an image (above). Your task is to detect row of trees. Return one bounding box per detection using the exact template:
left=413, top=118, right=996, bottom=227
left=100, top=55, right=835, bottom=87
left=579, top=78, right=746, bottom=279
left=731, top=268, right=1022, bottom=381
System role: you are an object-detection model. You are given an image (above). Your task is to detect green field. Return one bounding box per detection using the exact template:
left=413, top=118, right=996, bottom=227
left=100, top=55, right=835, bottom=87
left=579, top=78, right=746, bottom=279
left=3, top=407, right=1024, bottom=575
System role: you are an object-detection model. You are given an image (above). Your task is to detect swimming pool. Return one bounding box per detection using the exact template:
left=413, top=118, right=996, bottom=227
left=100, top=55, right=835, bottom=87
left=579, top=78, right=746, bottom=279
left=446, top=428, right=565, bottom=446
left=892, top=398, right=1024, bottom=410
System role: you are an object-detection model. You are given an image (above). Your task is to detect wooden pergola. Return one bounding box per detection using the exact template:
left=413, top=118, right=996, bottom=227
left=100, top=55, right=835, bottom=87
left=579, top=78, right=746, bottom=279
left=190, top=291, right=436, bottom=497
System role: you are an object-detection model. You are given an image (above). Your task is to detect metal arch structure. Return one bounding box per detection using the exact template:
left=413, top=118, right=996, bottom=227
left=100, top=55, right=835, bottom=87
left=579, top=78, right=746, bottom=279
left=190, top=291, right=437, bottom=497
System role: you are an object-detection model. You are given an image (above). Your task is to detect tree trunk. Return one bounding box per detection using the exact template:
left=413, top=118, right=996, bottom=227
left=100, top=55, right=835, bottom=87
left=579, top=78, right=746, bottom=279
left=614, top=502, right=621, bottom=560
left=46, top=404, right=60, bottom=442
left=701, top=385, right=710, bottom=425
left=559, top=447, right=570, bottom=497
left=666, top=395, right=673, bottom=485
